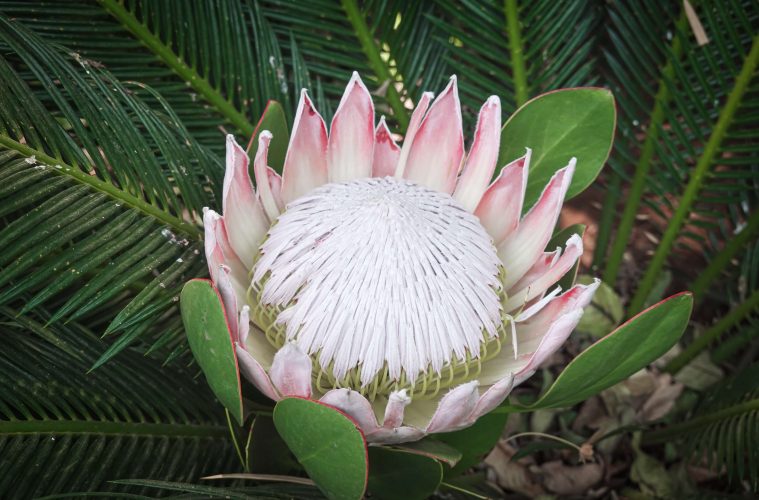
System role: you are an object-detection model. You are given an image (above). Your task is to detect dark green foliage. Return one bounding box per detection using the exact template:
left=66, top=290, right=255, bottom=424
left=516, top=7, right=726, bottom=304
left=0, top=305, right=238, bottom=498
left=431, top=0, right=600, bottom=115
left=669, top=363, right=759, bottom=490
left=0, top=16, right=218, bottom=367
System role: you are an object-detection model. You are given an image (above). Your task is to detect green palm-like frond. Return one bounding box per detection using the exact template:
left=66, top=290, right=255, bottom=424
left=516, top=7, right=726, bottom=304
left=646, top=362, right=759, bottom=490
left=599, top=0, right=759, bottom=313
left=2, top=0, right=290, bottom=151
left=0, top=15, right=218, bottom=363
left=430, top=0, right=600, bottom=115
left=0, top=304, right=237, bottom=498
left=3, top=0, right=451, bottom=140
left=261, top=0, right=448, bottom=128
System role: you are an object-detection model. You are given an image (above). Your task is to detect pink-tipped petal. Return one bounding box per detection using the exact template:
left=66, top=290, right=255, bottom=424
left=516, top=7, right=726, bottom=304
left=216, top=265, right=239, bottom=340
left=372, top=116, right=400, bottom=177
left=395, top=92, right=433, bottom=177
left=518, top=287, right=563, bottom=322
left=474, top=151, right=530, bottom=245
left=328, top=72, right=375, bottom=183
left=512, top=282, right=596, bottom=372
left=266, top=166, right=284, bottom=212
left=236, top=344, right=280, bottom=401
left=469, top=373, right=515, bottom=421
left=498, top=159, right=576, bottom=290
left=222, top=136, right=269, bottom=268
left=203, top=209, right=225, bottom=284
left=513, top=248, right=561, bottom=292
left=504, top=234, right=584, bottom=312
left=270, top=342, right=312, bottom=398
left=382, top=389, right=411, bottom=428
left=517, top=279, right=599, bottom=333
left=320, top=388, right=380, bottom=434
left=454, top=96, right=502, bottom=211
left=425, top=381, right=479, bottom=434
left=514, top=309, right=583, bottom=386
left=203, top=208, right=247, bottom=294
left=253, top=131, right=281, bottom=222
left=281, top=91, right=328, bottom=202
left=478, top=280, right=599, bottom=386
left=402, top=77, right=464, bottom=193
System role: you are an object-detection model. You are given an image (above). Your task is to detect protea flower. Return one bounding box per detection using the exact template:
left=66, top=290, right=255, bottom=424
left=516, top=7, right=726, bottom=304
left=204, top=73, right=599, bottom=444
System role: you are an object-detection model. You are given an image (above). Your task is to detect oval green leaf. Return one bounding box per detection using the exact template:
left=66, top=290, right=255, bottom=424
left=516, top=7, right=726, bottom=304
left=367, top=447, right=443, bottom=500
left=528, top=292, right=693, bottom=410
left=248, top=100, right=289, bottom=173
left=498, top=88, right=616, bottom=209
left=273, top=398, right=368, bottom=500
left=180, top=279, right=243, bottom=424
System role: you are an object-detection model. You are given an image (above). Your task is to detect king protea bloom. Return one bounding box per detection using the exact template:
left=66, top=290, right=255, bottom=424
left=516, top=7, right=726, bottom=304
left=204, top=73, right=599, bottom=444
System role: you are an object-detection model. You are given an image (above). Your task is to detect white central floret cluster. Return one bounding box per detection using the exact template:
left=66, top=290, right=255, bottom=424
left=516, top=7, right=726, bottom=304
left=253, top=176, right=503, bottom=386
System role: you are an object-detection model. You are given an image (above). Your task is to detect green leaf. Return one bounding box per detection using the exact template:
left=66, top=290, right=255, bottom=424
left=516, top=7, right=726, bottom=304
left=527, top=292, right=693, bottom=410
left=498, top=88, right=616, bottom=209
left=273, top=398, right=367, bottom=500
left=367, top=447, right=442, bottom=500
left=434, top=412, right=509, bottom=478
left=180, top=279, right=243, bottom=425
left=249, top=100, right=289, bottom=173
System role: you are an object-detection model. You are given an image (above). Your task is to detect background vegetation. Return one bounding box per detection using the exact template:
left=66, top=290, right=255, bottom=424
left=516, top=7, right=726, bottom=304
left=0, top=0, right=757, bottom=497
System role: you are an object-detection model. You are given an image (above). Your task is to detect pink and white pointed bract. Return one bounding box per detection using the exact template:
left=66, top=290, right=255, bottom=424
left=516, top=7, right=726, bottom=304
left=200, top=73, right=598, bottom=444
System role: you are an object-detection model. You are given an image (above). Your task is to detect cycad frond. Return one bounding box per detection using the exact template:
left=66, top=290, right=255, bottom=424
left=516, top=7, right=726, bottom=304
left=2, top=0, right=289, bottom=151
left=599, top=0, right=759, bottom=312
left=430, top=0, right=600, bottom=114
left=261, top=0, right=448, bottom=127
left=646, top=362, right=759, bottom=490
left=0, top=304, right=237, bottom=498
left=0, top=15, right=216, bottom=363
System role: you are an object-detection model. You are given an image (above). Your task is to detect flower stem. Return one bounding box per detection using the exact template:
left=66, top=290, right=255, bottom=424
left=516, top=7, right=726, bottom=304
left=98, top=0, right=256, bottom=137
left=340, top=0, right=410, bottom=130
left=627, top=33, right=759, bottom=315
left=504, top=0, right=528, bottom=107
left=226, top=408, right=246, bottom=469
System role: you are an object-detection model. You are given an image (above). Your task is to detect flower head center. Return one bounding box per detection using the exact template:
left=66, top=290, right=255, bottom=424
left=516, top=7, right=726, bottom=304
left=249, top=176, right=503, bottom=397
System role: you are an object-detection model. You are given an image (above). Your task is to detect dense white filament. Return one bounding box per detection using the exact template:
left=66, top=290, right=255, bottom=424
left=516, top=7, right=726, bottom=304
left=253, top=177, right=502, bottom=386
